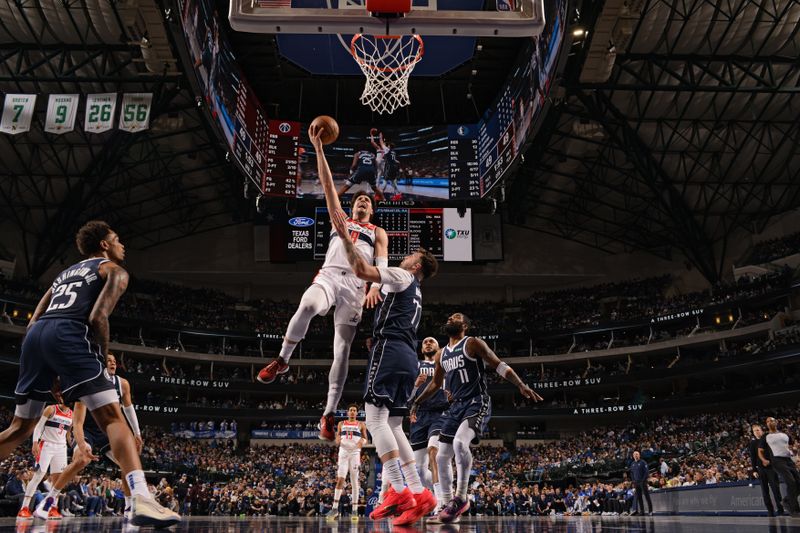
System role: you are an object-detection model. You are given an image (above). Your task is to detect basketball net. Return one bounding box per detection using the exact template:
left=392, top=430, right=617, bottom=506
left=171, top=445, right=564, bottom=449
left=351, top=34, right=424, bottom=115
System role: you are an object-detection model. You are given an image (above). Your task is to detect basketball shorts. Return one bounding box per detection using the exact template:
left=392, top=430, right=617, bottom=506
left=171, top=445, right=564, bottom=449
left=337, top=447, right=361, bottom=478
left=409, top=409, right=445, bottom=450
left=35, top=442, right=68, bottom=474
left=312, top=268, right=367, bottom=326
left=15, top=319, right=115, bottom=410
left=363, top=338, right=417, bottom=416
left=346, top=167, right=377, bottom=187
left=438, top=394, right=492, bottom=445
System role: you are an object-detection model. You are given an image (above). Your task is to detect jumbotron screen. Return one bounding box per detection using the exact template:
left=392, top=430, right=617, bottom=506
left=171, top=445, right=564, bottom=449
left=269, top=207, right=473, bottom=262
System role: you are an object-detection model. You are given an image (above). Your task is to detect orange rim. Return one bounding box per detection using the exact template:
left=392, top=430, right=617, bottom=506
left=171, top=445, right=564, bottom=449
left=350, top=34, right=424, bottom=73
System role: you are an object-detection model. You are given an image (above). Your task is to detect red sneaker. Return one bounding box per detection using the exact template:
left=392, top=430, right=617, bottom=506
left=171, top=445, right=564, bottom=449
left=392, top=488, right=436, bottom=526
left=391, top=194, right=403, bottom=201
left=16, top=507, right=33, bottom=521
left=47, top=507, right=62, bottom=520
left=369, top=487, right=416, bottom=520
left=318, top=414, right=336, bottom=441
left=256, top=358, right=289, bottom=384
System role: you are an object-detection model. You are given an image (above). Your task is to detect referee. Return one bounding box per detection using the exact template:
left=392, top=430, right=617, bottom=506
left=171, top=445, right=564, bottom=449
left=760, top=417, right=800, bottom=516
left=750, top=424, right=784, bottom=516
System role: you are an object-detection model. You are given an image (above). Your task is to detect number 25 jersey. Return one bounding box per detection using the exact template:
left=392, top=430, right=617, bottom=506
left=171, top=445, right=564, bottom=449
left=40, top=258, right=110, bottom=323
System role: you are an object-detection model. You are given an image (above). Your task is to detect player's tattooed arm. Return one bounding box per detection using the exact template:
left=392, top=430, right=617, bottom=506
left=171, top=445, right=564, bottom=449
left=467, top=337, right=543, bottom=402
left=89, top=263, right=129, bottom=358
left=27, top=288, right=53, bottom=331
left=411, top=350, right=444, bottom=418
left=309, top=124, right=348, bottom=227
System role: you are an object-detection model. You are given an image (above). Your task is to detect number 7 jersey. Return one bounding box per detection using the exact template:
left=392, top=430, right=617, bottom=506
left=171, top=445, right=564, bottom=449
left=41, top=258, right=111, bottom=322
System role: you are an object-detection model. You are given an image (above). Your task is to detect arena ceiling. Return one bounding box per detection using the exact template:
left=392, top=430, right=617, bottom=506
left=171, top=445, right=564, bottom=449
left=505, top=0, right=800, bottom=282
left=1, top=0, right=799, bottom=283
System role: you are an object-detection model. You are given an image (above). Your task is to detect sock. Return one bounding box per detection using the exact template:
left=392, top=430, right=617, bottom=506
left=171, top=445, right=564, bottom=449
left=125, top=496, right=132, bottom=511
left=379, top=472, right=390, bottom=503
left=279, top=341, right=296, bottom=362
left=434, top=482, right=442, bottom=507
left=351, top=487, right=358, bottom=514
left=453, top=426, right=475, bottom=501
left=47, top=488, right=62, bottom=502
left=333, top=488, right=342, bottom=506
left=22, top=495, right=32, bottom=510
left=401, top=461, right=424, bottom=494
left=383, top=459, right=405, bottom=492
left=125, top=470, right=150, bottom=498
left=437, top=443, right=455, bottom=504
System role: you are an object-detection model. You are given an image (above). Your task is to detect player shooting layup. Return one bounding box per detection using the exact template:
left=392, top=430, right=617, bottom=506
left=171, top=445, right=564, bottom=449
left=257, top=140, right=389, bottom=442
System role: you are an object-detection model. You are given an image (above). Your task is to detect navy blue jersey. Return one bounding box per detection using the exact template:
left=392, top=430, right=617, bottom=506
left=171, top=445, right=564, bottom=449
left=414, top=359, right=448, bottom=411
left=373, top=268, right=421, bottom=350
left=384, top=150, right=399, bottom=169
left=41, top=258, right=110, bottom=322
left=441, top=337, right=487, bottom=401
left=356, top=151, right=376, bottom=168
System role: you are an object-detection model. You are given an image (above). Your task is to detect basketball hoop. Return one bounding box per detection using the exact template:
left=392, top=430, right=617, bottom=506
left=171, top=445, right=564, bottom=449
left=351, top=33, right=424, bottom=115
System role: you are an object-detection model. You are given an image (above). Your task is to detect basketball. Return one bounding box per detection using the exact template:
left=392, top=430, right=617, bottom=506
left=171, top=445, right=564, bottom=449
left=310, top=115, right=340, bottom=145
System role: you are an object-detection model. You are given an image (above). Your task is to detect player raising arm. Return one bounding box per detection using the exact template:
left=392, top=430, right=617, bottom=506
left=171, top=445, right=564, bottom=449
left=257, top=123, right=389, bottom=442
left=412, top=313, right=543, bottom=523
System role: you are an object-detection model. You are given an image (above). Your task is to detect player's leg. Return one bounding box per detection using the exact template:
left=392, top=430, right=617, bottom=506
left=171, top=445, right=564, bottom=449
left=428, top=435, right=443, bottom=511
left=21, top=452, right=49, bottom=514
left=258, top=284, right=330, bottom=384
left=330, top=449, right=348, bottom=519
left=452, top=420, right=476, bottom=502
left=3, top=324, right=50, bottom=460
left=324, top=324, right=356, bottom=416
left=350, top=454, right=360, bottom=518
left=104, top=449, right=134, bottom=518
left=83, top=396, right=180, bottom=526
left=365, top=402, right=414, bottom=519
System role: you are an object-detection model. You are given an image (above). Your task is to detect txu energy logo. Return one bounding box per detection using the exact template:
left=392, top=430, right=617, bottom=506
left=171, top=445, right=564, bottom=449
left=445, top=228, right=470, bottom=239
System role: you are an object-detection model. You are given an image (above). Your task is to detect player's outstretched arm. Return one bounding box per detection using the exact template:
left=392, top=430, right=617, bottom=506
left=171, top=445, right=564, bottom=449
left=309, top=125, right=346, bottom=225
left=71, top=402, right=99, bottom=462
left=120, top=378, right=143, bottom=452
left=330, top=216, right=381, bottom=283
left=411, top=350, right=444, bottom=417
left=370, top=129, right=380, bottom=151
left=466, top=337, right=543, bottom=402
left=89, top=263, right=129, bottom=357
left=365, top=228, right=389, bottom=308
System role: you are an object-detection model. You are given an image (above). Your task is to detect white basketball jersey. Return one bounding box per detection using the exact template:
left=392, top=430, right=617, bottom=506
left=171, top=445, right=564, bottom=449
left=324, top=218, right=377, bottom=273
left=339, top=420, right=363, bottom=451
left=41, top=405, right=72, bottom=445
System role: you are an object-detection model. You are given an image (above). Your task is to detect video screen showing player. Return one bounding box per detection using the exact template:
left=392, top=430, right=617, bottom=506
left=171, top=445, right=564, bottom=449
left=299, top=125, right=450, bottom=201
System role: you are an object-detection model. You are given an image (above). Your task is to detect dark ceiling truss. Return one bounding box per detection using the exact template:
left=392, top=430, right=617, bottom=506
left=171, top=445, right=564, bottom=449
left=0, top=0, right=245, bottom=278
left=505, top=0, right=800, bottom=282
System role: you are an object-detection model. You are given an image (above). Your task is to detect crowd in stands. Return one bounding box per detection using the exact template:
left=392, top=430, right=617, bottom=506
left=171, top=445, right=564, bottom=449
left=745, top=231, right=800, bottom=265
left=1, top=267, right=793, bottom=352
left=3, top=403, right=800, bottom=518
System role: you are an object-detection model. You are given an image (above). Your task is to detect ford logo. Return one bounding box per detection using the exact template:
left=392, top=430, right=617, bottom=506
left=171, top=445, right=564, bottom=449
left=289, top=217, right=314, bottom=227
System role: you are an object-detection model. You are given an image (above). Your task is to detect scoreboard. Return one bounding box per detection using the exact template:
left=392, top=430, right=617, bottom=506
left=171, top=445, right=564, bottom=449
left=274, top=207, right=473, bottom=262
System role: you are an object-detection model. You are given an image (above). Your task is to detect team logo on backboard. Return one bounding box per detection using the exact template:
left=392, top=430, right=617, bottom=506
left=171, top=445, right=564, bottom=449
left=279, top=122, right=291, bottom=133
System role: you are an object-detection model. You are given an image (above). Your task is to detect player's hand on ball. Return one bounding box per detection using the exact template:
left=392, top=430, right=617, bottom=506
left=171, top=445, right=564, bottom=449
left=520, top=384, right=543, bottom=402
left=365, top=286, right=383, bottom=309
left=370, top=128, right=378, bottom=136
left=308, top=125, right=324, bottom=148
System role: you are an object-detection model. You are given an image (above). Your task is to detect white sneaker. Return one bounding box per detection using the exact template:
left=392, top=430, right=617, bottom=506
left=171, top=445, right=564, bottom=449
left=34, top=496, right=55, bottom=520
left=61, top=508, right=74, bottom=517
left=130, top=495, right=181, bottom=528
left=124, top=506, right=133, bottom=522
